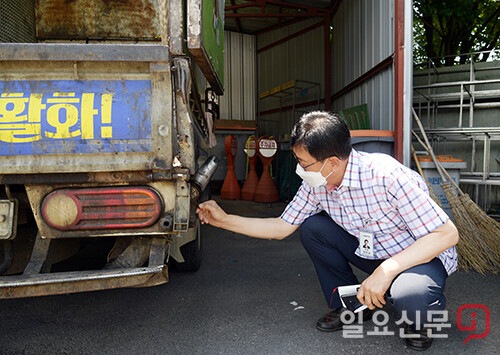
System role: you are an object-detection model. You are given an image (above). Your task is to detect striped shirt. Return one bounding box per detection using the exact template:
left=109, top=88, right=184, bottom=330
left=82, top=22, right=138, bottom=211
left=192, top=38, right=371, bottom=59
left=281, top=148, right=458, bottom=275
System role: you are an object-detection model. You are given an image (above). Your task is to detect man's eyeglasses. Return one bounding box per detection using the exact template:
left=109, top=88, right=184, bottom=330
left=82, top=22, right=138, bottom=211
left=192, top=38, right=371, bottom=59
left=293, top=152, right=336, bottom=170
left=293, top=152, right=323, bottom=170
left=301, top=160, right=322, bottom=170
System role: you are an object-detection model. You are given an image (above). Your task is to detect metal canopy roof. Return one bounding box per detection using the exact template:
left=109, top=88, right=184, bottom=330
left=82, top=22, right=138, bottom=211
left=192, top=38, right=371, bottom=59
left=224, top=0, right=339, bottom=34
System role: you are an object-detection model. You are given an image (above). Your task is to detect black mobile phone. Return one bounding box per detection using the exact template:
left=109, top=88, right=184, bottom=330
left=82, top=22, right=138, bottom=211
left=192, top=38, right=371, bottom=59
left=341, top=294, right=365, bottom=312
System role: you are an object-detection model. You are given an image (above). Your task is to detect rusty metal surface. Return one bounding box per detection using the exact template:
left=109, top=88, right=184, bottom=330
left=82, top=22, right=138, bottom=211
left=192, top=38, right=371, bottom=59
left=150, top=62, right=175, bottom=172
left=0, top=0, right=213, bottom=298
left=0, top=59, right=173, bottom=175
left=148, top=237, right=168, bottom=266
left=0, top=43, right=169, bottom=62
left=169, top=219, right=199, bottom=263
left=0, top=171, right=152, bottom=185
left=172, top=57, right=196, bottom=175
left=22, top=232, right=50, bottom=276
left=186, top=0, right=224, bottom=95
left=105, top=238, right=152, bottom=269
left=36, top=0, right=161, bottom=40
left=173, top=180, right=190, bottom=232
left=0, top=235, right=168, bottom=298
left=0, top=199, right=16, bottom=240
left=0, top=153, right=156, bottom=175
left=0, top=59, right=152, bottom=82
left=0, top=265, right=167, bottom=298
left=186, top=0, right=202, bottom=50
left=168, top=0, right=184, bottom=54
left=188, top=48, right=224, bottom=96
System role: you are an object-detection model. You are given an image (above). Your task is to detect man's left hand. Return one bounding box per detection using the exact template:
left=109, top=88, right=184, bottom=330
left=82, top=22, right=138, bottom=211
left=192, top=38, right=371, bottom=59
left=357, top=263, right=398, bottom=310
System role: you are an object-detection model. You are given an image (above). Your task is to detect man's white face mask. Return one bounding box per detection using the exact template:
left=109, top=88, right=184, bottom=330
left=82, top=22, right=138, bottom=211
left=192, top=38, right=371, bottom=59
left=295, top=159, right=333, bottom=188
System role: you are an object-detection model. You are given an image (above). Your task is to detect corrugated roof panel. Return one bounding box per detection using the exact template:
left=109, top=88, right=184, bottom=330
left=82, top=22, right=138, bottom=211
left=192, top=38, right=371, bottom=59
left=257, top=19, right=324, bottom=138
left=242, top=33, right=257, bottom=120
left=257, top=18, right=323, bottom=92
left=220, top=31, right=232, bottom=118
left=224, top=0, right=331, bottom=33
left=230, top=32, right=243, bottom=120
left=331, top=0, right=394, bottom=130
left=219, top=31, right=256, bottom=121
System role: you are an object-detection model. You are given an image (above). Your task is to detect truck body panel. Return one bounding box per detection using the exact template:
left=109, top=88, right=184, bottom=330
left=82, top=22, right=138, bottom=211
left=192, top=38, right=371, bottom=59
left=0, top=45, right=173, bottom=175
left=0, top=0, right=222, bottom=298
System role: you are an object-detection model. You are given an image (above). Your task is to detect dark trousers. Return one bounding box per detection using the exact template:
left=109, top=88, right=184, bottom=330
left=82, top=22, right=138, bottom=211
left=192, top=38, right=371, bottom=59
left=300, top=214, right=448, bottom=324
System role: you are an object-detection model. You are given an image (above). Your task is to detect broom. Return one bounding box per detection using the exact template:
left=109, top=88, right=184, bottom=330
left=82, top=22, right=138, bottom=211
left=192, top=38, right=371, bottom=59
left=412, top=131, right=500, bottom=274
left=412, top=108, right=500, bottom=273
left=412, top=130, right=497, bottom=273
left=411, top=145, right=443, bottom=208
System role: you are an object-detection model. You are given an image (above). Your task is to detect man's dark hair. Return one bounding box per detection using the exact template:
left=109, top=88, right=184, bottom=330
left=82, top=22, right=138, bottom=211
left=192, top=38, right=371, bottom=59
left=290, top=111, right=352, bottom=160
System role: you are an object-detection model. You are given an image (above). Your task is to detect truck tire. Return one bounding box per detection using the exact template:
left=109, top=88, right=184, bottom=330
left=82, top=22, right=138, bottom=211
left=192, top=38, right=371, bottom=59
left=172, top=220, right=201, bottom=272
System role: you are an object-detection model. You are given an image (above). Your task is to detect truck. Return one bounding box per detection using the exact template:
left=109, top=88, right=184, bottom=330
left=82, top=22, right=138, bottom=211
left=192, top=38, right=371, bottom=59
left=0, top=0, right=223, bottom=298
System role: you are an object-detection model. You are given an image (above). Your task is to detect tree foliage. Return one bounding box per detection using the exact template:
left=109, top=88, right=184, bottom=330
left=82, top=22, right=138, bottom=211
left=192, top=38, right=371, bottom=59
left=413, top=0, right=500, bottom=67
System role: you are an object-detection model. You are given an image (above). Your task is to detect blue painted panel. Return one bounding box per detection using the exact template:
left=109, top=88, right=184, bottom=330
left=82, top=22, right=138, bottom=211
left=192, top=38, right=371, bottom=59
left=0, top=80, right=152, bottom=155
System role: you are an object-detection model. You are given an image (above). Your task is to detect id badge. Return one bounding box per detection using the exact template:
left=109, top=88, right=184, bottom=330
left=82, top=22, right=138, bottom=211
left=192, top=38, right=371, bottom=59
left=359, top=221, right=374, bottom=257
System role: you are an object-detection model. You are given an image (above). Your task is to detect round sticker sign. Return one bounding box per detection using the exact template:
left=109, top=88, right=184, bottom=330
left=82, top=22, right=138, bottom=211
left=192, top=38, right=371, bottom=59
left=258, top=138, right=277, bottom=158
left=244, top=137, right=256, bottom=158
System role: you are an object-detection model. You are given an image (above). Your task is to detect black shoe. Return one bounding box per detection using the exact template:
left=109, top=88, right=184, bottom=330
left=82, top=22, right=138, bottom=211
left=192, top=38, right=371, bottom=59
left=316, top=307, right=372, bottom=332
left=403, top=325, right=433, bottom=351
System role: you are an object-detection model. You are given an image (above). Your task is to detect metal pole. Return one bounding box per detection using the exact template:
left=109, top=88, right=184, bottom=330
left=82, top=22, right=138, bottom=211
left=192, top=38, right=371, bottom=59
left=324, top=13, right=331, bottom=111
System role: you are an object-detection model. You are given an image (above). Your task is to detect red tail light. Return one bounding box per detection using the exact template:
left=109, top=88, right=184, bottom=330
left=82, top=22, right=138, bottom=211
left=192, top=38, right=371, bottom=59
left=41, top=187, right=162, bottom=230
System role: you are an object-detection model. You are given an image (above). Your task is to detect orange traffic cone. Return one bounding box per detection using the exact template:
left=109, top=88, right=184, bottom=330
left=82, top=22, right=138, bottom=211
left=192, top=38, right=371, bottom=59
left=221, top=135, right=241, bottom=200
left=242, top=136, right=259, bottom=201
left=254, top=136, right=279, bottom=203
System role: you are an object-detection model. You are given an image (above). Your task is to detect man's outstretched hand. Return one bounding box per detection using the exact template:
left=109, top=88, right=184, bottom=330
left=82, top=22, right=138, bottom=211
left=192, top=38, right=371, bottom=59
left=196, top=200, right=298, bottom=240
left=196, top=200, right=228, bottom=228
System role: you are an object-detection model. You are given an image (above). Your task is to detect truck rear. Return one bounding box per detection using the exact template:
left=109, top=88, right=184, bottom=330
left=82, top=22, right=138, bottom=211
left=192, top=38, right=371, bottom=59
left=0, top=0, right=223, bottom=298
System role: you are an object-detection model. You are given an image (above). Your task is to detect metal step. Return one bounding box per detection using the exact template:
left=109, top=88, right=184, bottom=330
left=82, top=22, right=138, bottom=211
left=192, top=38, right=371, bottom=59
left=0, top=265, right=167, bottom=299
left=0, top=234, right=169, bottom=299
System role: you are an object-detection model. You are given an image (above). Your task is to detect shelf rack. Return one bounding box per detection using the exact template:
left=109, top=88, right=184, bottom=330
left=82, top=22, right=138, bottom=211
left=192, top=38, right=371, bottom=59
left=258, top=80, right=321, bottom=201
left=413, top=51, right=500, bottom=211
left=258, top=79, right=320, bottom=140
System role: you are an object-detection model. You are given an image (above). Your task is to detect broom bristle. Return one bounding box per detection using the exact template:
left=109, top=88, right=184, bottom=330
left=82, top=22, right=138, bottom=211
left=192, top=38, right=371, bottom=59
left=459, top=194, right=500, bottom=257
left=441, top=182, right=499, bottom=274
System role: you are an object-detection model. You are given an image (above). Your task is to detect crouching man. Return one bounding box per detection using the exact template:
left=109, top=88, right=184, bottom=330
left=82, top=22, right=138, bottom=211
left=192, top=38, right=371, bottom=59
left=196, top=111, right=459, bottom=351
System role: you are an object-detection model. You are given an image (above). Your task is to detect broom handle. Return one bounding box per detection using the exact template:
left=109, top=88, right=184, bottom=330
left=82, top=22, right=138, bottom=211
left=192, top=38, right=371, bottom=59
left=412, top=108, right=464, bottom=195
left=411, top=145, right=426, bottom=178
left=411, top=130, right=464, bottom=195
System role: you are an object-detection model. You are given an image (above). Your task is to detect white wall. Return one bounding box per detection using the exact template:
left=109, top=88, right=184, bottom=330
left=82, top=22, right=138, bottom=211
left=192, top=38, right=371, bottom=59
left=219, top=31, right=256, bottom=121
left=331, top=0, right=395, bottom=130
left=257, top=19, right=325, bottom=138
left=255, top=0, right=397, bottom=136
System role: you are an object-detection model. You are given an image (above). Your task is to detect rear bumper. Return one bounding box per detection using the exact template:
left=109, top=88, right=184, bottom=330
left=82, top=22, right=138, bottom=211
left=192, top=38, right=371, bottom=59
left=0, top=265, right=168, bottom=299
left=0, top=233, right=169, bottom=299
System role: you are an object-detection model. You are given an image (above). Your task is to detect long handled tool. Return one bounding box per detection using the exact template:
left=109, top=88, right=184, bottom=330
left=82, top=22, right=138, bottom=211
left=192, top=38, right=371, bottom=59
left=411, top=145, right=442, bottom=208
left=412, top=131, right=500, bottom=265
left=412, top=108, right=499, bottom=274
left=412, top=130, right=498, bottom=273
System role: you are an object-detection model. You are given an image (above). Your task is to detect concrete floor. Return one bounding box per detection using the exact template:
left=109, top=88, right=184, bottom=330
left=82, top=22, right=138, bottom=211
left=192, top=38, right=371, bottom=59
left=1, top=196, right=499, bottom=354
